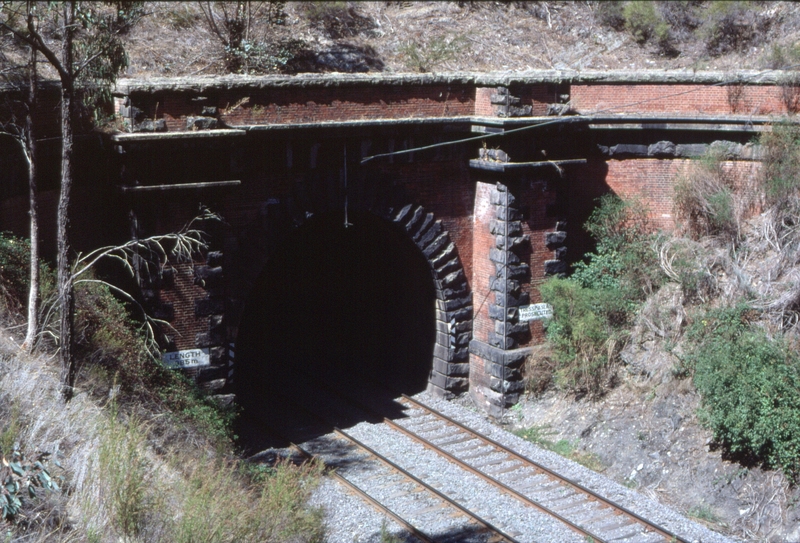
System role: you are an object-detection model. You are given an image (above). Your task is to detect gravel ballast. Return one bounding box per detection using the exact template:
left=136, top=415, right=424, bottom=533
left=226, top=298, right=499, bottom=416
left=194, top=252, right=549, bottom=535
left=303, top=391, right=738, bottom=543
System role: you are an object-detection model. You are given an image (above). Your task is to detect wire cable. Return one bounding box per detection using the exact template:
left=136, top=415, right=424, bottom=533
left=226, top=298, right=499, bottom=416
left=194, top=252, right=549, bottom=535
left=361, top=65, right=800, bottom=165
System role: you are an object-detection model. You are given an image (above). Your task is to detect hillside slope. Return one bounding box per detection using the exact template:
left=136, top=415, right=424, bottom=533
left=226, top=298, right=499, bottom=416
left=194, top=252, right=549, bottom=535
left=121, top=2, right=800, bottom=78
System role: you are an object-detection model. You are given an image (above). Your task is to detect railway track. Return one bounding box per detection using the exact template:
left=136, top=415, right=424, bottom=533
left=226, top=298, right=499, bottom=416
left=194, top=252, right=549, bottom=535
left=252, top=379, right=715, bottom=542
left=389, top=394, right=689, bottom=543
left=259, top=394, right=522, bottom=543
left=293, top=428, right=521, bottom=543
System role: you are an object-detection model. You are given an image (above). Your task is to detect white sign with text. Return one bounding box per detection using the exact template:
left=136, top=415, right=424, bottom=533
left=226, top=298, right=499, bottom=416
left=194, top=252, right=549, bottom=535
left=518, top=303, right=553, bottom=322
left=162, top=348, right=210, bottom=369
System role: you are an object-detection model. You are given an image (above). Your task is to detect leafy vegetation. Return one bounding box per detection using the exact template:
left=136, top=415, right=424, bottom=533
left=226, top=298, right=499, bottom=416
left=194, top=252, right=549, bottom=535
left=700, top=1, right=767, bottom=56
left=0, top=234, right=32, bottom=318
left=0, top=447, right=62, bottom=524
left=682, top=305, right=800, bottom=481
left=96, top=407, right=153, bottom=539
left=69, top=275, right=236, bottom=445
left=539, top=195, right=662, bottom=395
left=662, top=126, right=800, bottom=482
left=171, top=457, right=324, bottom=543
left=622, top=1, right=675, bottom=55
left=674, top=149, right=743, bottom=241
left=0, top=234, right=325, bottom=540
left=197, top=1, right=307, bottom=74
left=596, top=1, right=769, bottom=59
left=400, top=33, right=467, bottom=73
left=761, top=122, right=800, bottom=209
left=514, top=425, right=605, bottom=472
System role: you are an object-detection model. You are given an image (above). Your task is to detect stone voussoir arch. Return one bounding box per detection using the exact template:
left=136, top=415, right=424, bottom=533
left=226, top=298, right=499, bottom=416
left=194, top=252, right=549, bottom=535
left=227, top=188, right=473, bottom=398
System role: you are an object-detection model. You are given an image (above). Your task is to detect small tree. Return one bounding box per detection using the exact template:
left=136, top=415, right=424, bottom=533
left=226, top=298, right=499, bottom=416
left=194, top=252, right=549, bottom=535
left=0, top=1, right=143, bottom=399
left=0, top=22, right=39, bottom=352
left=198, top=1, right=293, bottom=74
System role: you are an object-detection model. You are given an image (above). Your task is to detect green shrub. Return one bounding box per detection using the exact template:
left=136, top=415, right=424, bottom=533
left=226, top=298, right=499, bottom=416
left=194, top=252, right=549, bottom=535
left=540, top=195, right=662, bottom=394
left=686, top=304, right=800, bottom=481
left=540, top=278, right=617, bottom=393
left=166, top=4, right=201, bottom=30
left=400, top=34, right=466, bottom=73
left=574, top=194, right=663, bottom=298
left=779, top=71, right=800, bottom=114
left=595, top=1, right=626, bottom=31
left=699, top=1, right=766, bottom=56
left=0, top=233, right=32, bottom=315
left=97, top=409, right=154, bottom=538
left=760, top=123, right=800, bottom=206
left=674, top=149, right=740, bottom=240
left=763, top=42, right=800, bottom=70
left=0, top=447, right=62, bottom=524
left=623, top=1, right=667, bottom=45
left=69, top=276, right=236, bottom=445
left=171, top=458, right=324, bottom=543
left=659, top=238, right=717, bottom=303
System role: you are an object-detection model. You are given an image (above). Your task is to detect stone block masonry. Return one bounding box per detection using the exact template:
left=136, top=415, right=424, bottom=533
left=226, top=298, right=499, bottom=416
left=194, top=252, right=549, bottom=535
left=0, top=70, right=791, bottom=417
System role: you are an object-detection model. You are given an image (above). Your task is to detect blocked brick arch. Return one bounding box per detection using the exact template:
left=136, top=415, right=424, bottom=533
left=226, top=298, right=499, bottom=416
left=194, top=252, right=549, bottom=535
left=227, top=173, right=472, bottom=405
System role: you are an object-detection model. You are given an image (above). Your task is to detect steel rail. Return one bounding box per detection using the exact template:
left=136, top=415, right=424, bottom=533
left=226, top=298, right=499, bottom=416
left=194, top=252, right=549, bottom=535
left=267, top=389, right=521, bottom=543
left=273, top=374, right=688, bottom=542
left=289, top=441, right=438, bottom=543
left=249, top=416, right=437, bottom=543
left=333, top=427, right=522, bottom=543
left=399, top=394, right=690, bottom=543
left=383, top=416, right=607, bottom=542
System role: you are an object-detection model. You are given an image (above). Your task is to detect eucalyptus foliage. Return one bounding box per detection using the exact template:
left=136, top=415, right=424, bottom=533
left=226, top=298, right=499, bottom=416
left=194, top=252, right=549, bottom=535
left=1, top=448, right=61, bottom=523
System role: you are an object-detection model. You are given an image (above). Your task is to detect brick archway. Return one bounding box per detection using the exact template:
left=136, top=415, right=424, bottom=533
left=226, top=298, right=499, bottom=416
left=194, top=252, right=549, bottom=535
left=226, top=177, right=472, bottom=399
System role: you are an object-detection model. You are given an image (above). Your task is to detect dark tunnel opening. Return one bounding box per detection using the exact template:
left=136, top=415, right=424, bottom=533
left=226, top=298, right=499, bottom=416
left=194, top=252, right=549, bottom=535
left=235, top=210, right=438, bottom=448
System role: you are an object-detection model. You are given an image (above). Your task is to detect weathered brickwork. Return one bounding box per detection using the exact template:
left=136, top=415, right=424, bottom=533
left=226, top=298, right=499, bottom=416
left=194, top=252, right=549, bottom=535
left=157, top=262, right=209, bottom=351
left=0, top=71, right=787, bottom=416
left=124, top=84, right=476, bottom=132
left=570, top=84, right=787, bottom=116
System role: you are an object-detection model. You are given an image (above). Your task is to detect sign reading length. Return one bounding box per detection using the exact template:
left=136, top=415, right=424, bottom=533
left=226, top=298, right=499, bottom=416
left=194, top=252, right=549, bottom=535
left=162, top=348, right=210, bottom=369
left=518, top=303, right=553, bottom=322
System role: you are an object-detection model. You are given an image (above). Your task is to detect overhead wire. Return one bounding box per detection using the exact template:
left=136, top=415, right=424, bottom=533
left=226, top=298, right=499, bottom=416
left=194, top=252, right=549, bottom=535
left=358, top=63, right=800, bottom=336
left=360, top=65, right=800, bottom=165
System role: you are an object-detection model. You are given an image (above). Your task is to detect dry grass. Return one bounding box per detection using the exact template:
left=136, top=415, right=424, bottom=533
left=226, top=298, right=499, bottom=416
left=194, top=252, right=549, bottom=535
left=113, top=2, right=800, bottom=78
left=0, top=337, right=324, bottom=543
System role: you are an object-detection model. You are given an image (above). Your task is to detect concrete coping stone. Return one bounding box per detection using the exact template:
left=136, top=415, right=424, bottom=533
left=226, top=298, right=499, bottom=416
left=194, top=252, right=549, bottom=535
left=470, top=158, right=586, bottom=172
left=110, top=69, right=792, bottom=95
left=473, top=114, right=781, bottom=128
left=2, top=70, right=791, bottom=98
left=111, top=129, right=246, bottom=142
left=239, top=117, right=473, bottom=131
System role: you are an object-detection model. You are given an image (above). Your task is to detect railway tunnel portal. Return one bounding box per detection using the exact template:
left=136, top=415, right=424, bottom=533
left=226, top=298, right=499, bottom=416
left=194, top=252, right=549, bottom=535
left=0, top=70, right=785, bottom=419
left=236, top=208, right=451, bottom=416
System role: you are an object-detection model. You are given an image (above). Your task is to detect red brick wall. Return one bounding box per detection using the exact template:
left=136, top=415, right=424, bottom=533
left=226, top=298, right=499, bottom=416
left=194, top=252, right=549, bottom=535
left=471, top=181, right=495, bottom=344
left=518, top=178, right=557, bottom=345
left=517, top=84, right=560, bottom=116
left=378, top=159, right=475, bottom=285
left=159, top=262, right=208, bottom=351
left=571, top=84, right=787, bottom=116
left=474, top=87, right=494, bottom=117
left=565, top=158, right=763, bottom=258
left=133, top=84, right=476, bottom=132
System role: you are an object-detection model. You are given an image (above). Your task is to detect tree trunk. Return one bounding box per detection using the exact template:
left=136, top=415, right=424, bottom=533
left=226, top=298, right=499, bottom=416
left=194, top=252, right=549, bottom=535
left=23, top=46, right=39, bottom=352
left=58, top=1, right=76, bottom=400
